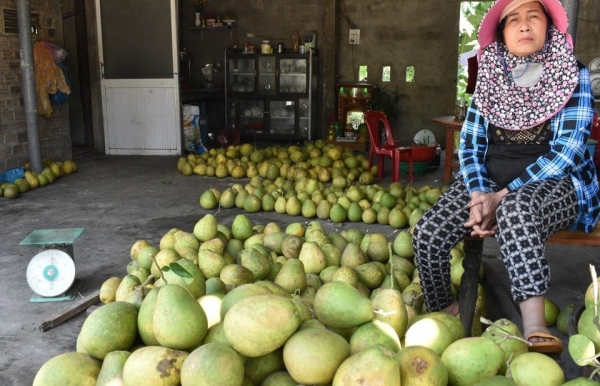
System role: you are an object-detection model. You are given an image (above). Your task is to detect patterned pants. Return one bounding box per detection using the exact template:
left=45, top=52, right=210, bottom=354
left=413, top=177, right=577, bottom=311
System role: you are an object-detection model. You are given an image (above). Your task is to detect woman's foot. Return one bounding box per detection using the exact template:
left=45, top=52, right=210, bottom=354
left=442, top=301, right=460, bottom=316
left=520, top=297, right=563, bottom=354
left=523, top=324, right=553, bottom=343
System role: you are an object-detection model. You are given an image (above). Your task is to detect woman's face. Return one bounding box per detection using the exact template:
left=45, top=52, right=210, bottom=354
left=502, top=1, right=548, bottom=57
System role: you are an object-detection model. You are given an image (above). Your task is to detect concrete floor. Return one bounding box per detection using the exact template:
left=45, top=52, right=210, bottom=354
left=0, top=149, right=596, bottom=384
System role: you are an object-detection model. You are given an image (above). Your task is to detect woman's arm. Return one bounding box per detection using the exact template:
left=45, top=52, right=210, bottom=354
left=506, top=66, right=595, bottom=192
left=459, top=99, right=491, bottom=194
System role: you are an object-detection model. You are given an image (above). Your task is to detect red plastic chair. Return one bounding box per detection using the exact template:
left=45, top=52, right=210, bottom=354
left=364, top=110, right=413, bottom=182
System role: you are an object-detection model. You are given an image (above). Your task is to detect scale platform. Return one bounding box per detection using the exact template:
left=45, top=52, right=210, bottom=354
left=20, top=228, right=85, bottom=303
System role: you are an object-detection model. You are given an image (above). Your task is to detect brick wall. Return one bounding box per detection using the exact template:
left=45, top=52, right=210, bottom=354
left=0, top=0, right=71, bottom=173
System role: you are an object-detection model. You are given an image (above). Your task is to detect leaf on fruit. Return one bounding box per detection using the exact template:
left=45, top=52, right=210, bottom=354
left=162, top=262, right=193, bottom=278
left=568, top=334, right=597, bottom=366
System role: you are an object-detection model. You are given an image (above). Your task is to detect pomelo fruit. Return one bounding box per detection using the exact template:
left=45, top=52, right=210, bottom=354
left=223, top=294, right=301, bottom=357
left=153, top=284, right=208, bottom=351
left=313, top=281, right=373, bottom=329
left=78, top=301, right=138, bottom=360
left=180, top=342, right=244, bottom=386
left=405, top=318, right=453, bottom=356
left=332, top=346, right=400, bottom=386
left=199, top=189, right=218, bottom=209
left=95, top=350, right=130, bottom=386
left=508, top=352, right=565, bottom=386
left=283, top=327, right=350, bottom=385
left=33, top=352, right=101, bottom=386
left=349, top=319, right=402, bottom=354
left=243, top=348, right=285, bottom=385
left=441, top=337, right=504, bottom=386
left=397, top=345, right=448, bottom=386
left=122, top=346, right=188, bottom=386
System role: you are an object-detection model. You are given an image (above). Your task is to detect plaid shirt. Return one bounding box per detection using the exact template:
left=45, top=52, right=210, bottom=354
left=459, top=65, right=600, bottom=232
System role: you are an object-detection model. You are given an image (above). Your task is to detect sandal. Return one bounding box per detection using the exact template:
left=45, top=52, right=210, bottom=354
left=526, top=332, right=563, bottom=354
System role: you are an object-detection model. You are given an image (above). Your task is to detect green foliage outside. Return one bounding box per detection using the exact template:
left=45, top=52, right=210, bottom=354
left=456, top=1, right=494, bottom=104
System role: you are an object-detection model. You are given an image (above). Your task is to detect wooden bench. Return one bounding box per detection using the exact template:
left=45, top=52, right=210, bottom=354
left=459, top=224, right=600, bottom=336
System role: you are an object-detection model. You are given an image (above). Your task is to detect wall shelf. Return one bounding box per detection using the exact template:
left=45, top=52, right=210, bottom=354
left=188, top=26, right=235, bottom=39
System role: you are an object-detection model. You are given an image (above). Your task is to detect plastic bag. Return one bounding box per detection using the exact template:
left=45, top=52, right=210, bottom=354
left=182, top=105, right=207, bottom=154
left=41, top=41, right=68, bottom=63
left=0, top=167, right=25, bottom=183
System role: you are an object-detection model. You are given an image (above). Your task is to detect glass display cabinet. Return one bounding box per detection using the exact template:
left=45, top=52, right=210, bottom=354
left=225, top=49, right=318, bottom=141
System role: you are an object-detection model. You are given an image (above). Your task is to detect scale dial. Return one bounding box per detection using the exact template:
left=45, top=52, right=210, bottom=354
left=26, top=249, right=76, bottom=297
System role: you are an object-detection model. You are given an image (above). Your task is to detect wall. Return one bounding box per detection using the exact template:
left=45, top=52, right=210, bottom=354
left=0, top=0, right=71, bottom=172
left=182, top=0, right=599, bottom=144
left=1, top=0, right=598, bottom=172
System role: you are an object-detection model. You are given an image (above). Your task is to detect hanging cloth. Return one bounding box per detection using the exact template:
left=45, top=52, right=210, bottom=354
left=33, top=41, right=70, bottom=117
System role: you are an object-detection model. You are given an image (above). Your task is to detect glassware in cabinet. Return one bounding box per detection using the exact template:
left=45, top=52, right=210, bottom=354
left=227, top=56, right=255, bottom=93
left=269, top=100, right=296, bottom=136
left=238, top=99, right=265, bottom=136
left=279, top=57, right=307, bottom=94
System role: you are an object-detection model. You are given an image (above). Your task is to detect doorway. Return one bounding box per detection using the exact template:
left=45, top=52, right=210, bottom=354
left=95, top=0, right=182, bottom=155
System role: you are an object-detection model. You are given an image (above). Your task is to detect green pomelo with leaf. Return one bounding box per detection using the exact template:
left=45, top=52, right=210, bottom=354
left=160, top=259, right=206, bottom=299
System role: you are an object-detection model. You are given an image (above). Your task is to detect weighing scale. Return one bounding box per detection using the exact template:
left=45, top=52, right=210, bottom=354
left=20, top=228, right=85, bottom=303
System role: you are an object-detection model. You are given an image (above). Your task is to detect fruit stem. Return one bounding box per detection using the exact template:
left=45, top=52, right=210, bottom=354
left=151, top=257, right=168, bottom=285
left=138, top=275, right=154, bottom=288
left=373, top=309, right=397, bottom=317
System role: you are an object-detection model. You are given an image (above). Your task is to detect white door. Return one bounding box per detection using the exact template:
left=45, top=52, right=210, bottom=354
left=95, top=0, right=181, bottom=155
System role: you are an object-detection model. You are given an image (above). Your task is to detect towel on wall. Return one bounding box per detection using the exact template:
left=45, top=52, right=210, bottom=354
left=33, top=41, right=71, bottom=117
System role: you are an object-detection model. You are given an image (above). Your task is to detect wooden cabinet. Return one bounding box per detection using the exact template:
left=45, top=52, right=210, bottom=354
left=336, top=82, right=376, bottom=130
left=225, top=49, right=318, bottom=141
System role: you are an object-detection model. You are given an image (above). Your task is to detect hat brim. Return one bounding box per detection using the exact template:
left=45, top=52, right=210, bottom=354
left=478, top=0, right=570, bottom=49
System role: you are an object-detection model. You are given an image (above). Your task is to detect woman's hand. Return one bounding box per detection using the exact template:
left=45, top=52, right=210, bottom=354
left=464, top=189, right=508, bottom=237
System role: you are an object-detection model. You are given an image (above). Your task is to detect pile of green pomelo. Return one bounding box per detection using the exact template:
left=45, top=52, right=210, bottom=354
left=188, top=142, right=444, bottom=227
left=32, top=141, right=600, bottom=385
left=33, top=210, right=600, bottom=385
left=0, top=158, right=77, bottom=199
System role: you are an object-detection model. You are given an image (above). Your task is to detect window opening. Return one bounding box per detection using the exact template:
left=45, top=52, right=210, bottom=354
left=359, top=65, right=368, bottom=82
left=3, top=9, right=40, bottom=35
